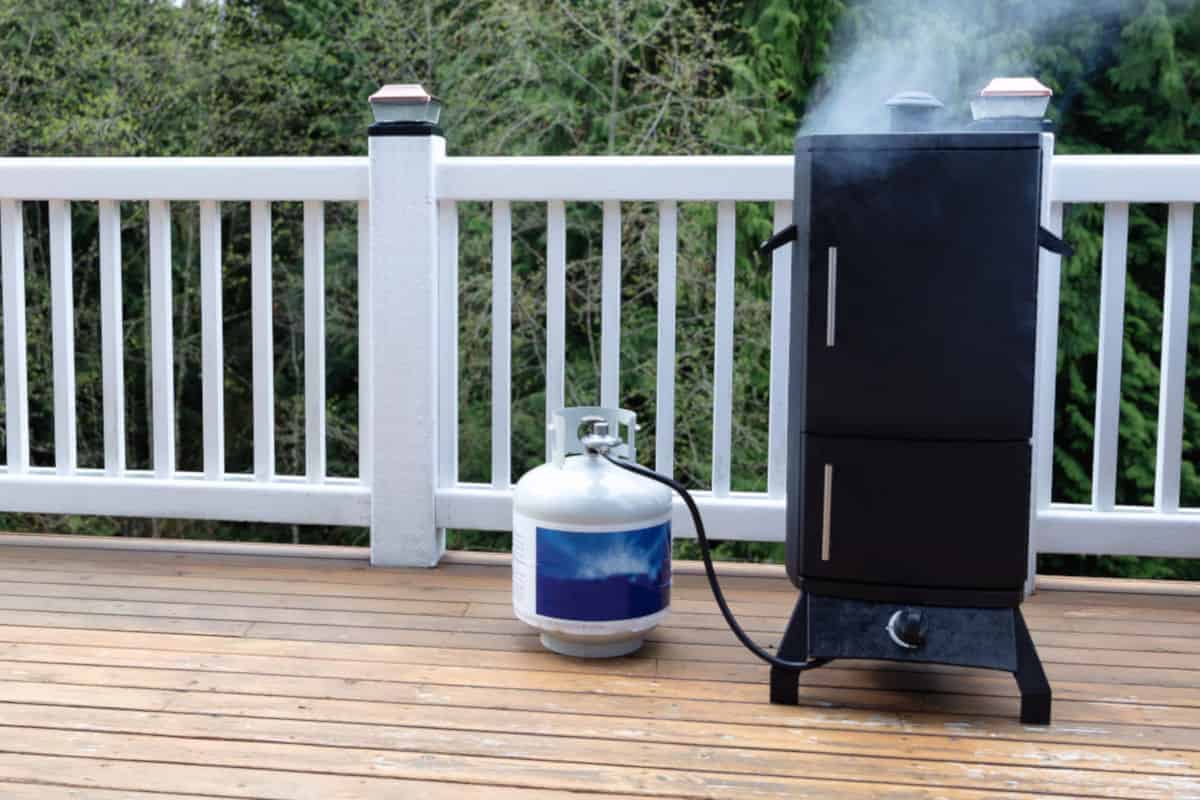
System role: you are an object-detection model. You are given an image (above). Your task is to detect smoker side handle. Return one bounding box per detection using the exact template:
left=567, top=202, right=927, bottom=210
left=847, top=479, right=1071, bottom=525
left=1038, top=226, right=1073, bottom=258
left=758, top=224, right=797, bottom=256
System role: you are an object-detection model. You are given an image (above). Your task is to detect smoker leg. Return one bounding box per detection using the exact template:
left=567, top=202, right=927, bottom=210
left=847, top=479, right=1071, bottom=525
left=769, top=592, right=809, bottom=706
left=1013, top=609, right=1051, bottom=725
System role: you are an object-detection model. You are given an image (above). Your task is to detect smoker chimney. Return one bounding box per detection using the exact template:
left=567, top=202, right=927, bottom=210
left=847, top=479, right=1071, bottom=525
left=885, top=91, right=944, bottom=132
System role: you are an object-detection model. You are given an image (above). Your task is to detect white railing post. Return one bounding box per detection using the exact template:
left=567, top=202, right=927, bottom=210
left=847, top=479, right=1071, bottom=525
left=366, top=85, right=445, bottom=566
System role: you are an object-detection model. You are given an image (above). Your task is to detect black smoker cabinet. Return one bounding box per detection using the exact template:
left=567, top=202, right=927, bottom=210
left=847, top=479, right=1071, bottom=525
left=768, top=128, right=1055, bottom=724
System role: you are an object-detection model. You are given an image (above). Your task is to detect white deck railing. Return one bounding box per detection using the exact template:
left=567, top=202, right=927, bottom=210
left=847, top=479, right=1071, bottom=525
left=1035, top=155, right=1200, bottom=559
left=0, top=158, right=372, bottom=533
left=0, top=141, right=1196, bottom=565
left=430, top=155, right=796, bottom=555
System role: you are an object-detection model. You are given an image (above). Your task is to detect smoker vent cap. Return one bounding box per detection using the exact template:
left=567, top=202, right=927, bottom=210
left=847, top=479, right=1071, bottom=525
left=885, top=91, right=945, bottom=109
left=885, top=91, right=944, bottom=131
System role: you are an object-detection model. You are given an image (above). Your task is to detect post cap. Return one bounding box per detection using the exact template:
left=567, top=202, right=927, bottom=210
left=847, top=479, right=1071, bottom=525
left=978, top=77, right=1052, bottom=97
left=971, top=77, right=1052, bottom=122
left=369, top=84, right=442, bottom=124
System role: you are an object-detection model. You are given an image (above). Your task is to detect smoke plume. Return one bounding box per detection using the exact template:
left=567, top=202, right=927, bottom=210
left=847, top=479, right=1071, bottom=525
left=800, top=0, right=1129, bottom=134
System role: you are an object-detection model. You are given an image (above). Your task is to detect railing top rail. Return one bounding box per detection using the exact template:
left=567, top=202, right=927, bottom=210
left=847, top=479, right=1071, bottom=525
left=437, top=155, right=793, bottom=201
left=0, top=154, right=796, bottom=204
left=1051, top=154, right=1200, bottom=203
left=0, top=156, right=368, bottom=201
left=6, top=152, right=1200, bottom=204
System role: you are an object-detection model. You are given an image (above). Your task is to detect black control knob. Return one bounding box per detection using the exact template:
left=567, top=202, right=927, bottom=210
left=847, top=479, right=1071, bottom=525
left=886, top=609, right=927, bottom=650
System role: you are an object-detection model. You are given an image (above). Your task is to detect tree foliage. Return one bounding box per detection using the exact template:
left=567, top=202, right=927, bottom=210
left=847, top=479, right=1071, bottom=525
left=0, top=0, right=1196, bottom=577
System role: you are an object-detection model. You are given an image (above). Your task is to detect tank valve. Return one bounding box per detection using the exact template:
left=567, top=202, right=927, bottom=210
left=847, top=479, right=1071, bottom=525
left=581, top=418, right=622, bottom=456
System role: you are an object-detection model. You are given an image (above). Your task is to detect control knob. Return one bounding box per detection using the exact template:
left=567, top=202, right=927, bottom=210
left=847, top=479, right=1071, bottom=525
left=886, top=609, right=927, bottom=650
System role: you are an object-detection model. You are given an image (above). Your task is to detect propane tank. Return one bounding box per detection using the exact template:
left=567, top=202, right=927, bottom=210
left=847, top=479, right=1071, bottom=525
left=512, top=407, right=673, bottom=657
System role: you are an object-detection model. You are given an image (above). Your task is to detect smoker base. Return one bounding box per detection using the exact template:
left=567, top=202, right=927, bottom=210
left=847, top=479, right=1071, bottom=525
left=768, top=592, right=1052, bottom=725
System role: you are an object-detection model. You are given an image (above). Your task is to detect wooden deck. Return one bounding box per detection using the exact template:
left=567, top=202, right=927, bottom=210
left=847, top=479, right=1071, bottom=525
left=0, top=541, right=1196, bottom=798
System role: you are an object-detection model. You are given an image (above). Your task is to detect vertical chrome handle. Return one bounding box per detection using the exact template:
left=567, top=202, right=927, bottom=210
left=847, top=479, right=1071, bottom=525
left=826, top=247, right=837, bottom=347
left=821, top=463, right=833, bottom=561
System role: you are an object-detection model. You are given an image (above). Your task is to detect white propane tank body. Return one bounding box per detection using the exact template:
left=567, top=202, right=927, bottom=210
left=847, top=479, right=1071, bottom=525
left=512, top=407, right=673, bottom=657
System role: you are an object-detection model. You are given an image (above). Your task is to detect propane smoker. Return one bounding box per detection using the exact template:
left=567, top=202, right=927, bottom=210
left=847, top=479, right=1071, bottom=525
left=759, top=80, right=1066, bottom=725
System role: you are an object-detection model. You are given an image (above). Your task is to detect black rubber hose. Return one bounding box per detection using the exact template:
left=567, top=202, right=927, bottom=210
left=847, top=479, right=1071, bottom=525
left=601, top=453, right=830, bottom=672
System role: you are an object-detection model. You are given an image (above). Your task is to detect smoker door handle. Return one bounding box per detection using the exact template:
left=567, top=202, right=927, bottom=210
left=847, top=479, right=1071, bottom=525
left=821, top=464, right=833, bottom=561
left=825, top=247, right=837, bottom=347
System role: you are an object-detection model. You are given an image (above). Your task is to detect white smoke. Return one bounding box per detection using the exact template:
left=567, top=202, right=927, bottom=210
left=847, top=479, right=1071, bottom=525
left=800, top=0, right=1129, bottom=134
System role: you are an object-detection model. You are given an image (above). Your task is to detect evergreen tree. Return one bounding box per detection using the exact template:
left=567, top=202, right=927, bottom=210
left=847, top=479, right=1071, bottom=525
left=0, top=0, right=1195, bottom=576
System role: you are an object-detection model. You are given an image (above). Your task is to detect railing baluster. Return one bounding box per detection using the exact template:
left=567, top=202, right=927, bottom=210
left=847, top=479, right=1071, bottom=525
left=98, top=200, right=125, bottom=476
left=199, top=199, right=224, bottom=480
left=1, top=200, right=29, bottom=472
left=48, top=200, right=76, bottom=475
left=600, top=200, right=621, bottom=408
left=712, top=200, right=736, bottom=497
left=438, top=200, right=459, bottom=487
left=1154, top=203, right=1194, bottom=512
left=545, top=200, right=566, bottom=462
left=357, top=199, right=371, bottom=485
left=148, top=200, right=175, bottom=478
left=251, top=200, right=274, bottom=481
left=1028, top=136, right=1060, bottom=592
left=304, top=200, right=326, bottom=482
left=492, top=200, right=512, bottom=488
left=1032, top=201, right=1065, bottom=511
left=655, top=200, right=678, bottom=477
left=767, top=201, right=793, bottom=498
left=1091, top=202, right=1129, bottom=511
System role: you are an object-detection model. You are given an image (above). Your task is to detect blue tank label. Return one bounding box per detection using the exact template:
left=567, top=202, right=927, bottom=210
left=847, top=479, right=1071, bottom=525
left=535, top=522, right=671, bottom=621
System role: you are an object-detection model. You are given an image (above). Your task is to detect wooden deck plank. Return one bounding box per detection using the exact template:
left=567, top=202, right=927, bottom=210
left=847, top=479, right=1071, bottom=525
left=1, top=655, right=1199, bottom=750
left=1, top=585, right=1198, bottom=653
left=0, top=675, right=1197, bottom=773
left=1, top=703, right=1195, bottom=799
left=0, top=573, right=1194, bottom=647
left=0, top=542, right=1195, bottom=798
left=236, top=621, right=1200, bottom=671
left=1, top=572, right=1199, bottom=639
left=0, top=537, right=1190, bottom=594
left=1038, top=574, right=1200, bottom=596
left=0, top=724, right=1166, bottom=800
left=2, top=619, right=1198, bottom=697
left=3, top=545, right=1194, bottom=612
left=665, top=655, right=1200, bottom=691
left=0, top=661, right=1194, bottom=740
left=4, top=604, right=1198, bottom=674
left=0, top=783, right=221, bottom=800
left=0, top=752, right=636, bottom=800
left=3, top=638, right=1199, bottom=708
left=0, top=562, right=1195, bottom=629
left=3, top=621, right=1199, bottom=695
left=1, top=555, right=1195, bottom=621
left=0, top=535, right=1187, bottom=597
left=0, top=542, right=1194, bottom=602
left=3, top=545, right=1197, bottom=608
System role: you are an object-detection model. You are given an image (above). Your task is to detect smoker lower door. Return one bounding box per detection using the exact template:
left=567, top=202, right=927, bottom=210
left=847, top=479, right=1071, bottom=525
left=787, top=435, right=1030, bottom=597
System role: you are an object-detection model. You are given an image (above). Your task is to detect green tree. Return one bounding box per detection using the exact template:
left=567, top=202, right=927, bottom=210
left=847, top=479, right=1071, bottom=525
left=0, top=1, right=1196, bottom=578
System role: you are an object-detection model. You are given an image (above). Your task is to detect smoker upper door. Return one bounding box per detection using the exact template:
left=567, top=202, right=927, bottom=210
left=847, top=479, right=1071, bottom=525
left=804, top=145, right=1040, bottom=441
